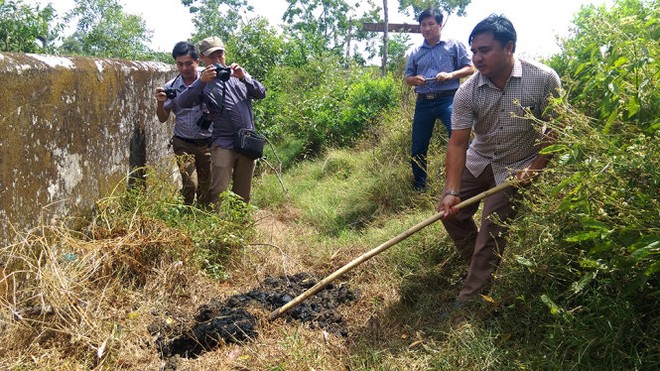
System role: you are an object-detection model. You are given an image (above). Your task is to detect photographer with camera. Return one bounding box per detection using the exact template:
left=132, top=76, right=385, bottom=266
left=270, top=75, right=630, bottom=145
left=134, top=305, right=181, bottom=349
left=176, top=36, right=266, bottom=205
left=155, top=41, right=213, bottom=206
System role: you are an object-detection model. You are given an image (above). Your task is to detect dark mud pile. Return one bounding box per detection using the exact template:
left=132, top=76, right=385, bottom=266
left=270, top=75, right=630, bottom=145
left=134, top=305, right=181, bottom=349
left=149, top=272, right=359, bottom=359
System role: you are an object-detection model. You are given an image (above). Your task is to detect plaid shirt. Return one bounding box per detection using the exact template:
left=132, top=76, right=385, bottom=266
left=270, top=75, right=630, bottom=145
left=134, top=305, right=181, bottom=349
left=452, top=58, right=561, bottom=184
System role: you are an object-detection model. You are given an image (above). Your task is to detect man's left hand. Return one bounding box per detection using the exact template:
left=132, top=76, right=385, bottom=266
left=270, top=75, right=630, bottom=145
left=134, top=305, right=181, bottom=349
left=435, top=71, right=454, bottom=82
left=515, top=167, right=539, bottom=186
left=230, top=63, right=245, bottom=80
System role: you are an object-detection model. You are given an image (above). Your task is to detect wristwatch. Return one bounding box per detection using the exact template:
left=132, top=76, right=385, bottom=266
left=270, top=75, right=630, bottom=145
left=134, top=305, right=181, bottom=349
left=446, top=190, right=460, bottom=197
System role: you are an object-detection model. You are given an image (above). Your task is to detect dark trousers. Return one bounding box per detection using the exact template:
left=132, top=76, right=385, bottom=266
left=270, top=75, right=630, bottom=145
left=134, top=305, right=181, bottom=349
left=411, top=95, right=453, bottom=188
left=172, top=136, right=212, bottom=206
left=441, top=165, right=519, bottom=301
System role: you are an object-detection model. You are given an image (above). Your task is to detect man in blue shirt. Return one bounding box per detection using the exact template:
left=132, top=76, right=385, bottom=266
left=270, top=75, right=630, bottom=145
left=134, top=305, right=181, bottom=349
left=405, top=7, right=474, bottom=191
left=155, top=41, right=212, bottom=206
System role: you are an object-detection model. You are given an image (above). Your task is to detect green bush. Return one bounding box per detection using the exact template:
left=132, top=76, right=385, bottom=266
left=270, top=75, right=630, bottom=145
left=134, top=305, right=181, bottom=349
left=495, top=1, right=659, bottom=367
left=336, top=72, right=398, bottom=146
left=256, top=59, right=399, bottom=165
left=548, top=0, right=659, bottom=135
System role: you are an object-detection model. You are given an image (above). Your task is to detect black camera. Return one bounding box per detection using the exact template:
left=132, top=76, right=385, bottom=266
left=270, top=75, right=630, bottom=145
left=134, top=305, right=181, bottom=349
left=214, top=63, right=231, bottom=82
left=196, top=111, right=212, bottom=130
left=164, top=87, right=177, bottom=99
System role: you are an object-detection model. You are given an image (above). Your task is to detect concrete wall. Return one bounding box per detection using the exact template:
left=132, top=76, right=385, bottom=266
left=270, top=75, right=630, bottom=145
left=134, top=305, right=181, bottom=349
left=0, top=52, right=177, bottom=243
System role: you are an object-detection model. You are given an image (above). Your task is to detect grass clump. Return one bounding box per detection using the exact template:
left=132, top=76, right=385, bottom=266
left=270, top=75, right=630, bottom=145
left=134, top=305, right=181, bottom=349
left=96, top=166, right=256, bottom=280
left=0, top=165, right=255, bottom=369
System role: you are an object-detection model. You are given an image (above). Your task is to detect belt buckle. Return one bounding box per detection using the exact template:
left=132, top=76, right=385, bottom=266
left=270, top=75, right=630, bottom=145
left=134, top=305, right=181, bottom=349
left=425, top=93, right=436, bottom=100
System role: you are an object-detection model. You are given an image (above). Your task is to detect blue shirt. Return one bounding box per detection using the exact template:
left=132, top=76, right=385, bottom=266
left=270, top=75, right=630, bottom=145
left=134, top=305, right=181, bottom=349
left=405, top=39, right=472, bottom=94
left=176, top=70, right=266, bottom=149
left=163, top=72, right=211, bottom=140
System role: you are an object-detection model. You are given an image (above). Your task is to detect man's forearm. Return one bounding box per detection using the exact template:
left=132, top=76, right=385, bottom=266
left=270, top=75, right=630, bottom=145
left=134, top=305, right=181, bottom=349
left=452, top=65, right=475, bottom=80
left=156, top=102, right=169, bottom=123
left=444, top=129, right=470, bottom=192
left=176, top=79, right=205, bottom=108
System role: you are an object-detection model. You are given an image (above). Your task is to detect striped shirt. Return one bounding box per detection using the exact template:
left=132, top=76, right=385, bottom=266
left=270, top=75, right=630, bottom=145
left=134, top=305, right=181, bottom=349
left=404, top=39, right=472, bottom=94
left=452, top=58, right=561, bottom=184
left=163, top=72, right=211, bottom=140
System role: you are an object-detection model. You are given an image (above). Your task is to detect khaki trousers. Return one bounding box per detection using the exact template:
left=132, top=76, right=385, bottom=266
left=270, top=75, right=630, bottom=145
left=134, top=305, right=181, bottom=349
left=441, top=165, right=519, bottom=301
left=208, top=145, right=256, bottom=205
left=172, top=136, right=212, bottom=206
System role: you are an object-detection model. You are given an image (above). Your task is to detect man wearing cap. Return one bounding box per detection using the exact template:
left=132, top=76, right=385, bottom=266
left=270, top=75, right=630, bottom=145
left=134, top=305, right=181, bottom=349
left=405, top=7, right=474, bottom=191
left=176, top=36, right=266, bottom=205
left=154, top=41, right=212, bottom=206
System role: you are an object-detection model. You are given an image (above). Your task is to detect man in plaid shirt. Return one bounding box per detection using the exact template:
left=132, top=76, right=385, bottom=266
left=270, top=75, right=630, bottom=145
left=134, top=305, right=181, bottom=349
left=439, top=14, right=561, bottom=306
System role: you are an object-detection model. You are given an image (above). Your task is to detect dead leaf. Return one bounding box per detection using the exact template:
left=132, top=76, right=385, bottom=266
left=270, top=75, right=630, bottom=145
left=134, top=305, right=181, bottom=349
left=97, top=339, right=107, bottom=359
left=480, top=294, right=497, bottom=305
left=226, top=347, right=241, bottom=362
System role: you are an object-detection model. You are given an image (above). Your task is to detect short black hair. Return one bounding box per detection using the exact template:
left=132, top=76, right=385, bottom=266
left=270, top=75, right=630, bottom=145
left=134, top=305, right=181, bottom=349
left=469, top=14, right=517, bottom=53
left=418, top=7, right=443, bottom=25
left=171, top=41, right=198, bottom=61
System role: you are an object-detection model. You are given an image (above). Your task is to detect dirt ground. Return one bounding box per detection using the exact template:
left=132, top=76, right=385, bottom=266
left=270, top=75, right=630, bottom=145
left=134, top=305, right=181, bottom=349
left=147, top=208, right=367, bottom=369
left=148, top=272, right=359, bottom=360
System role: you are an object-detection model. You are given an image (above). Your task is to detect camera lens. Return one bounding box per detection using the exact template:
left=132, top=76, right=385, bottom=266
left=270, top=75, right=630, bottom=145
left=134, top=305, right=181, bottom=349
left=165, top=88, right=177, bottom=99
left=214, top=63, right=231, bottom=82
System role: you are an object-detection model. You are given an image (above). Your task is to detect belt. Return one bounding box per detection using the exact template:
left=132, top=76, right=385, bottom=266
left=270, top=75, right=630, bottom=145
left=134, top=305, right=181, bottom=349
left=173, top=135, right=212, bottom=145
left=417, top=90, right=457, bottom=100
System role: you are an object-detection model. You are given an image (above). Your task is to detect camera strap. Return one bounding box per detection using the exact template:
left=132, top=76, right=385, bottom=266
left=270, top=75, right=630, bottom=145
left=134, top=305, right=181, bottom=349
left=206, top=80, right=226, bottom=116
left=168, top=74, right=180, bottom=90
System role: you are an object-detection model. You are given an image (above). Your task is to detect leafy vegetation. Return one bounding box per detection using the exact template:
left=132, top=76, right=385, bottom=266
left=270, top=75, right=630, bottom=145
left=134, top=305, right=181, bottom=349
left=548, top=0, right=659, bottom=135
left=257, top=64, right=399, bottom=161
left=0, top=0, right=60, bottom=53
left=61, top=0, right=153, bottom=60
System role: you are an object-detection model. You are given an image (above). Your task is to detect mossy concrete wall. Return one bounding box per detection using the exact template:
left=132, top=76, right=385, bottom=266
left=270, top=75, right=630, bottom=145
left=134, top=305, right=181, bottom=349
left=0, top=52, right=177, bottom=243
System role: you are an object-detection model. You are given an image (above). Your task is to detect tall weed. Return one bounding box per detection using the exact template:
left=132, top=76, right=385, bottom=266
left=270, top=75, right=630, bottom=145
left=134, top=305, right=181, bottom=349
left=501, top=79, right=658, bottom=369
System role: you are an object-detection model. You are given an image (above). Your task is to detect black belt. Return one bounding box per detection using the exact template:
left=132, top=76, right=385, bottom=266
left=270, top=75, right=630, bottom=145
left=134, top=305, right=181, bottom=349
left=173, top=135, right=212, bottom=145
left=417, top=90, right=457, bottom=100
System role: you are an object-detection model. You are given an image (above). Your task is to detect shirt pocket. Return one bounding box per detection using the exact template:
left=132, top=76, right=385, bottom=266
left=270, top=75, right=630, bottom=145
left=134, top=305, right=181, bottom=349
left=515, top=96, right=542, bottom=118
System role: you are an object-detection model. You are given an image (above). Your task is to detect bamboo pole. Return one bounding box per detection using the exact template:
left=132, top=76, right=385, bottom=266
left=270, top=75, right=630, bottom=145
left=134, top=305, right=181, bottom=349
left=268, top=181, right=516, bottom=320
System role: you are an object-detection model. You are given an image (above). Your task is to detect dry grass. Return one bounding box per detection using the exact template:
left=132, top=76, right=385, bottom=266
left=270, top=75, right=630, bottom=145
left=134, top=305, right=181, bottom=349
left=0, top=171, right=464, bottom=371
left=0, top=219, right=194, bottom=369
left=0, top=201, right=398, bottom=370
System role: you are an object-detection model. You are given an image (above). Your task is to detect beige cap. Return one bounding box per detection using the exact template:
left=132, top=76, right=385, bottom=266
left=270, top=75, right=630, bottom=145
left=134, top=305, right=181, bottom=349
left=198, top=36, right=225, bottom=56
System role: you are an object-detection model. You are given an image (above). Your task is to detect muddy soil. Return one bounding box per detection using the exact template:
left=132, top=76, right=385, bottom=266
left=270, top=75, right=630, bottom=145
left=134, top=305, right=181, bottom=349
left=148, top=272, right=359, bottom=360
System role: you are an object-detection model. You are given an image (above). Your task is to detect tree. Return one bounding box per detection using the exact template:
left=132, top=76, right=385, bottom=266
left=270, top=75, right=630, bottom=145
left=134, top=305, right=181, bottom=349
left=181, top=0, right=253, bottom=43
left=224, top=17, right=285, bottom=81
left=0, top=0, right=61, bottom=53
left=548, top=0, right=658, bottom=134
left=282, top=0, right=380, bottom=62
left=63, top=0, right=152, bottom=60
left=397, top=0, right=471, bottom=17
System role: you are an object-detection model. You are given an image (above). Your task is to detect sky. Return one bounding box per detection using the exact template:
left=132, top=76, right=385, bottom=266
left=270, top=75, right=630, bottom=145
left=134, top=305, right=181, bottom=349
left=28, top=0, right=613, bottom=59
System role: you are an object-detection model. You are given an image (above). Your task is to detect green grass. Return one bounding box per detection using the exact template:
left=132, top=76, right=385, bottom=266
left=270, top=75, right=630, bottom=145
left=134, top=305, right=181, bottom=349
left=251, top=96, right=658, bottom=369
